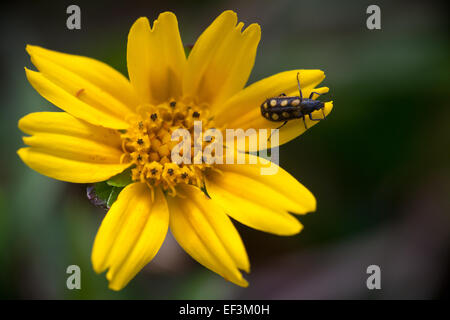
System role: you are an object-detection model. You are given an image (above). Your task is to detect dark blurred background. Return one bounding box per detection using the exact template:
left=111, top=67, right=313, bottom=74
left=0, top=0, right=448, bottom=299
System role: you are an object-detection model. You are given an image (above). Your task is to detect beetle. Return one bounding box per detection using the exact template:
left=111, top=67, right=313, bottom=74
left=261, top=72, right=326, bottom=132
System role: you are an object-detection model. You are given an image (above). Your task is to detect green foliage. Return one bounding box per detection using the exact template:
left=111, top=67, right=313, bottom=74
left=106, top=168, right=133, bottom=187
left=93, top=182, right=124, bottom=208
left=93, top=181, right=112, bottom=202
left=107, top=187, right=122, bottom=208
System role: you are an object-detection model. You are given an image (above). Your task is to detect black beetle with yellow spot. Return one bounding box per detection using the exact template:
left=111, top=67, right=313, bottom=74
left=261, top=72, right=327, bottom=130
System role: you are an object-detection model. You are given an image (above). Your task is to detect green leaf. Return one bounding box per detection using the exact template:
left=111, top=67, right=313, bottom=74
left=90, top=182, right=124, bottom=209
left=107, top=187, right=122, bottom=208
left=106, top=168, right=133, bottom=187
left=93, top=181, right=113, bottom=203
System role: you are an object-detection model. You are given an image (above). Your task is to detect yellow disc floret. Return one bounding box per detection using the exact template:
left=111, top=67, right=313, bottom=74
left=120, top=100, right=217, bottom=196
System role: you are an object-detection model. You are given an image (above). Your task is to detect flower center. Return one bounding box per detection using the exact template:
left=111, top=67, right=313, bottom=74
left=120, top=100, right=217, bottom=196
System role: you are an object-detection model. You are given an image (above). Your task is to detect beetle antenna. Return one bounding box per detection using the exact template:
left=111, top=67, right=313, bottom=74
left=296, top=72, right=303, bottom=101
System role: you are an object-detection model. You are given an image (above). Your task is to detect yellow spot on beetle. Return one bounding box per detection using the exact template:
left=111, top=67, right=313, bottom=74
left=270, top=99, right=277, bottom=107
left=280, top=100, right=288, bottom=107
left=291, top=99, right=300, bottom=107
left=271, top=113, right=279, bottom=120
left=282, top=112, right=290, bottom=118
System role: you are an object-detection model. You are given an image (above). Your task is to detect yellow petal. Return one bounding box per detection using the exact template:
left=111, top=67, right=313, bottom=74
left=26, top=45, right=139, bottom=111
left=205, top=154, right=315, bottom=235
left=183, top=10, right=261, bottom=109
left=127, top=13, right=186, bottom=105
left=215, top=70, right=332, bottom=150
left=17, top=112, right=129, bottom=183
left=25, top=68, right=130, bottom=129
left=168, top=184, right=249, bottom=287
left=19, top=111, right=122, bottom=147
left=22, top=134, right=121, bottom=163
left=17, top=148, right=129, bottom=183
left=92, top=184, right=169, bottom=291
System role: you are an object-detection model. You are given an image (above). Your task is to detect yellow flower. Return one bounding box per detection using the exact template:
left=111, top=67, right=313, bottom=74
left=18, top=11, right=333, bottom=290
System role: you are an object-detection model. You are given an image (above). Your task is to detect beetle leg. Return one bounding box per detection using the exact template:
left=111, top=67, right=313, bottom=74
left=276, top=120, right=288, bottom=130
left=309, top=91, right=323, bottom=99
left=267, top=121, right=288, bottom=142
left=279, top=93, right=286, bottom=96
left=309, top=113, right=325, bottom=121
left=302, top=116, right=308, bottom=129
